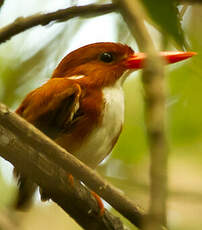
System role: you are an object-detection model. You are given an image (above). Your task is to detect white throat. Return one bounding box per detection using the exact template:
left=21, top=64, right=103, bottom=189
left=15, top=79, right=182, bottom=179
left=73, top=71, right=132, bottom=168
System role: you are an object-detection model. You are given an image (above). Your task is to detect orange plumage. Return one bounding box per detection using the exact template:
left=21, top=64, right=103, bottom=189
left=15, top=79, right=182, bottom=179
left=14, top=42, right=195, bottom=209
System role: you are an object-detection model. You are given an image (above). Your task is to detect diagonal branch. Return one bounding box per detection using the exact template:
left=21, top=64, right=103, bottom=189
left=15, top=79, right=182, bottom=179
left=0, top=3, right=117, bottom=44
left=0, top=102, right=144, bottom=229
left=116, top=0, right=168, bottom=230
left=0, top=1, right=198, bottom=46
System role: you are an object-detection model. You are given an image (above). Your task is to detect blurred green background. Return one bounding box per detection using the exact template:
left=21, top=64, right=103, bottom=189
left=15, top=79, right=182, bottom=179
left=0, top=0, right=202, bottom=230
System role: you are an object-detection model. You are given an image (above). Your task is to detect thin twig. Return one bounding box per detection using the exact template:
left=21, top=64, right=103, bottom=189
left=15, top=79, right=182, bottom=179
left=180, top=4, right=189, bottom=18
left=0, top=103, right=144, bottom=229
left=0, top=0, right=5, bottom=9
left=0, top=3, right=117, bottom=44
left=0, top=1, right=198, bottom=45
left=116, top=0, right=168, bottom=229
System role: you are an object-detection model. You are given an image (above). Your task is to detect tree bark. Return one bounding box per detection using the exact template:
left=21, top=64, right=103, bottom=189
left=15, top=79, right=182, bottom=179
left=0, top=103, right=144, bottom=229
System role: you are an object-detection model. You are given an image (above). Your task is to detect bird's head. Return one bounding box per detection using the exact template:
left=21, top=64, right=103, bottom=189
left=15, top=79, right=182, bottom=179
left=52, top=42, right=196, bottom=87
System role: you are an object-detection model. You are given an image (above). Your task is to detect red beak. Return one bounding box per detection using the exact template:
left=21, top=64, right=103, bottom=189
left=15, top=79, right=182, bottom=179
left=125, top=51, right=196, bottom=69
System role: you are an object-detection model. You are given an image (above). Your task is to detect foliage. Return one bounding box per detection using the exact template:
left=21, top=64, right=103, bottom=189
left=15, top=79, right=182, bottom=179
left=141, top=0, right=184, bottom=47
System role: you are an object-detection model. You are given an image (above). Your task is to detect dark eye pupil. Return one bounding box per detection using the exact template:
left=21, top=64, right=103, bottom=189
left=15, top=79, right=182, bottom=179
left=100, top=52, right=113, bottom=63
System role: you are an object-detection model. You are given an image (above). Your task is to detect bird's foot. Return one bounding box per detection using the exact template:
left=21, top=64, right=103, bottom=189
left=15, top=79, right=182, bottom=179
left=91, top=191, right=105, bottom=216
left=67, top=174, right=104, bottom=216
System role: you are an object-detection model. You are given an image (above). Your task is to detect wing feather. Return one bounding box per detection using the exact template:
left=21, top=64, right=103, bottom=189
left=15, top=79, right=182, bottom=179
left=16, top=78, right=81, bottom=138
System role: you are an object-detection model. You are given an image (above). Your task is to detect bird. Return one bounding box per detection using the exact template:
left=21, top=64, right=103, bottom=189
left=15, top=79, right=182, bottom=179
left=14, top=42, right=195, bottom=212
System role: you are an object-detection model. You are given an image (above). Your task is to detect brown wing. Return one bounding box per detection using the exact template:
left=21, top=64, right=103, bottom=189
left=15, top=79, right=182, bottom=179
left=16, top=78, right=82, bottom=139
left=14, top=78, right=82, bottom=210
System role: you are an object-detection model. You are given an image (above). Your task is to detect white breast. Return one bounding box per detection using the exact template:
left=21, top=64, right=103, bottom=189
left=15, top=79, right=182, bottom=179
left=101, top=86, right=125, bottom=141
left=75, top=85, right=125, bottom=168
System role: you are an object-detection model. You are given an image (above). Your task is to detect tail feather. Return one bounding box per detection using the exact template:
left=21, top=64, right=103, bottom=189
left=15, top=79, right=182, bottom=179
left=14, top=169, right=37, bottom=210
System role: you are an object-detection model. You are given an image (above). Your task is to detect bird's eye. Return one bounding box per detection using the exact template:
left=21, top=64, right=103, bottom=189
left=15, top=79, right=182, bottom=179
left=100, top=52, right=114, bottom=63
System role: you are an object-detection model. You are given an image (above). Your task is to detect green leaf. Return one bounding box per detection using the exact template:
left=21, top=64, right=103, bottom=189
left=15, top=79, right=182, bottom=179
left=141, top=0, right=184, bottom=47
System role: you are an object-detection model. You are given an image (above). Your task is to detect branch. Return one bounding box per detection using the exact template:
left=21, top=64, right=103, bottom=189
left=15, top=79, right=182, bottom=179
left=0, top=1, right=198, bottom=45
left=0, top=3, right=117, bottom=44
left=116, top=0, right=168, bottom=230
left=0, top=103, right=144, bottom=229
left=0, top=0, right=5, bottom=9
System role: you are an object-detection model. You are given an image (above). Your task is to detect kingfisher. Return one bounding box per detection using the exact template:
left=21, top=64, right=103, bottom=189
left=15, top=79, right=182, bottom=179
left=14, top=42, right=195, bottom=212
